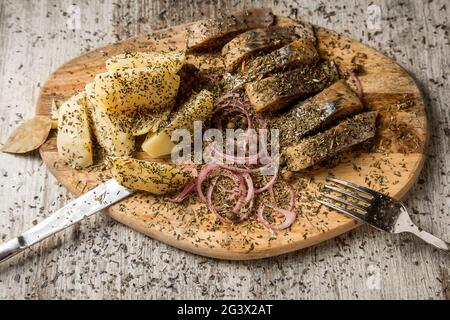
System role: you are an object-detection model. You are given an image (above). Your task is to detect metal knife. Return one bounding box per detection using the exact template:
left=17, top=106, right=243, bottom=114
left=0, top=179, right=134, bottom=264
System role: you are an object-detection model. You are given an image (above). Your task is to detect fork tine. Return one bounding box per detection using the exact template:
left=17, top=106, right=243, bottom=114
left=326, top=177, right=377, bottom=196
left=320, top=192, right=368, bottom=212
left=317, top=199, right=367, bottom=222
left=324, top=185, right=371, bottom=203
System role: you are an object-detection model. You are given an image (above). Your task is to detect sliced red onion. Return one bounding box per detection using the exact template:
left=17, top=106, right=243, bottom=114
left=207, top=178, right=235, bottom=224
left=230, top=173, right=247, bottom=214
left=218, top=162, right=273, bottom=174
left=211, top=93, right=273, bottom=168
left=182, top=164, right=198, bottom=177
left=257, top=204, right=297, bottom=231
left=269, top=185, right=276, bottom=203
left=196, top=163, right=220, bottom=203
left=209, top=141, right=275, bottom=174
left=265, top=180, right=295, bottom=217
left=203, top=168, right=256, bottom=223
left=167, top=166, right=199, bottom=203
left=197, top=163, right=244, bottom=204
left=213, top=92, right=240, bottom=106
left=191, top=93, right=301, bottom=230
left=267, top=185, right=283, bottom=218
left=229, top=172, right=254, bottom=221
left=168, top=180, right=197, bottom=203
left=210, top=143, right=259, bottom=165
left=234, top=173, right=254, bottom=219
left=255, top=174, right=277, bottom=194
left=242, top=173, right=254, bottom=205
left=287, top=183, right=295, bottom=212
left=206, top=173, right=247, bottom=223
left=212, top=93, right=254, bottom=134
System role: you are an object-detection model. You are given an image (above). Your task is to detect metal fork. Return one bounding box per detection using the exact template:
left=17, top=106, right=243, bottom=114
left=317, top=177, right=449, bottom=251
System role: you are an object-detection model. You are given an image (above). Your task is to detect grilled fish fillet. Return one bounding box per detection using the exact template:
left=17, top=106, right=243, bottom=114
left=186, top=8, right=274, bottom=51
left=222, top=22, right=316, bottom=72
left=284, top=111, right=378, bottom=171
left=245, top=61, right=339, bottom=112
left=271, top=80, right=363, bottom=147
left=242, top=38, right=319, bottom=81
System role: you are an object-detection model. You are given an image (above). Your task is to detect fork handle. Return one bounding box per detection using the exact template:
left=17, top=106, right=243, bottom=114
left=408, top=228, right=449, bottom=251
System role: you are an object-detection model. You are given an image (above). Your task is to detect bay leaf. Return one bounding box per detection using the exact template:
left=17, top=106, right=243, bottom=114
left=1, top=116, right=52, bottom=153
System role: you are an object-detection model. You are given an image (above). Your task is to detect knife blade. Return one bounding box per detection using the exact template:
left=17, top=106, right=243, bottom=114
left=0, top=179, right=134, bottom=263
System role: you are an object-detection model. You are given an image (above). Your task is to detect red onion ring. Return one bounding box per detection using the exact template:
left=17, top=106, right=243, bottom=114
left=197, top=163, right=245, bottom=205
left=257, top=204, right=297, bottom=231
left=269, top=185, right=276, bottom=203
left=212, top=94, right=252, bottom=118
left=211, top=93, right=273, bottom=168
left=217, top=162, right=273, bottom=174
left=167, top=166, right=199, bottom=203
left=206, top=171, right=250, bottom=223
left=183, top=165, right=199, bottom=177
left=287, top=183, right=295, bottom=212
left=207, top=178, right=235, bottom=223
left=181, top=93, right=300, bottom=231
left=209, top=140, right=275, bottom=174
left=168, top=180, right=196, bottom=203
left=239, top=173, right=255, bottom=217
left=268, top=180, right=295, bottom=217
left=255, top=174, right=277, bottom=194
left=210, top=143, right=259, bottom=165
left=196, top=163, right=220, bottom=203
left=230, top=173, right=247, bottom=214
left=213, top=92, right=240, bottom=106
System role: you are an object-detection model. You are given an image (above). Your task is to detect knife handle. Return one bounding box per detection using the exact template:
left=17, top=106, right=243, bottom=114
left=0, top=237, right=25, bottom=263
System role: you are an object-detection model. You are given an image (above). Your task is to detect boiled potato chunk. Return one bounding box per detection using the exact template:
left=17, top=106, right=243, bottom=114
left=106, top=51, right=186, bottom=74
left=57, top=92, right=93, bottom=168
left=131, top=108, right=171, bottom=136
left=110, top=157, right=193, bottom=195
left=93, top=66, right=180, bottom=114
left=142, top=90, right=214, bottom=158
left=86, top=83, right=135, bottom=156
left=142, top=131, right=174, bottom=159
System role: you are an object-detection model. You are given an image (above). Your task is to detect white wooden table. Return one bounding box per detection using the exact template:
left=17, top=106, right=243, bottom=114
left=0, top=0, right=448, bottom=300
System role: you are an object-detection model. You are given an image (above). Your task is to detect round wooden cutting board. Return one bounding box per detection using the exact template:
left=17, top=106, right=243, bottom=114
left=36, top=16, right=427, bottom=260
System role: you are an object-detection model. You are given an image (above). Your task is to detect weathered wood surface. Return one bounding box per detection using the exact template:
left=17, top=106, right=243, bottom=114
left=0, top=0, right=448, bottom=299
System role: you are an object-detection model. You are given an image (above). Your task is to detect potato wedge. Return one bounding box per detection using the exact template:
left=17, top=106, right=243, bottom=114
left=106, top=51, right=186, bottom=74
left=131, top=108, right=172, bottom=136
left=110, top=157, right=193, bottom=195
left=86, top=83, right=135, bottom=157
left=93, top=66, right=180, bottom=114
left=142, top=90, right=214, bottom=158
left=57, top=92, right=93, bottom=168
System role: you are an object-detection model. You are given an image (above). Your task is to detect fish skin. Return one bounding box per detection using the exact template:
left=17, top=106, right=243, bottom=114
left=271, top=80, right=363, bottom=147
left=284, top=111, right=378, bottom=171
left=241, top=38, right=320, bottom=81
left=245, top=60, right=339, bottom=113
left=186, top=8, right=274, bottom=51
left=222, top=22, right=316, bottom=72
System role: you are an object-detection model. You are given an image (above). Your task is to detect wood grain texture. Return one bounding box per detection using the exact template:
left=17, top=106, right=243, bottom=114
left=35, top=15, right=427, bottom=260
left=0, top=0, right=449, bottom=299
